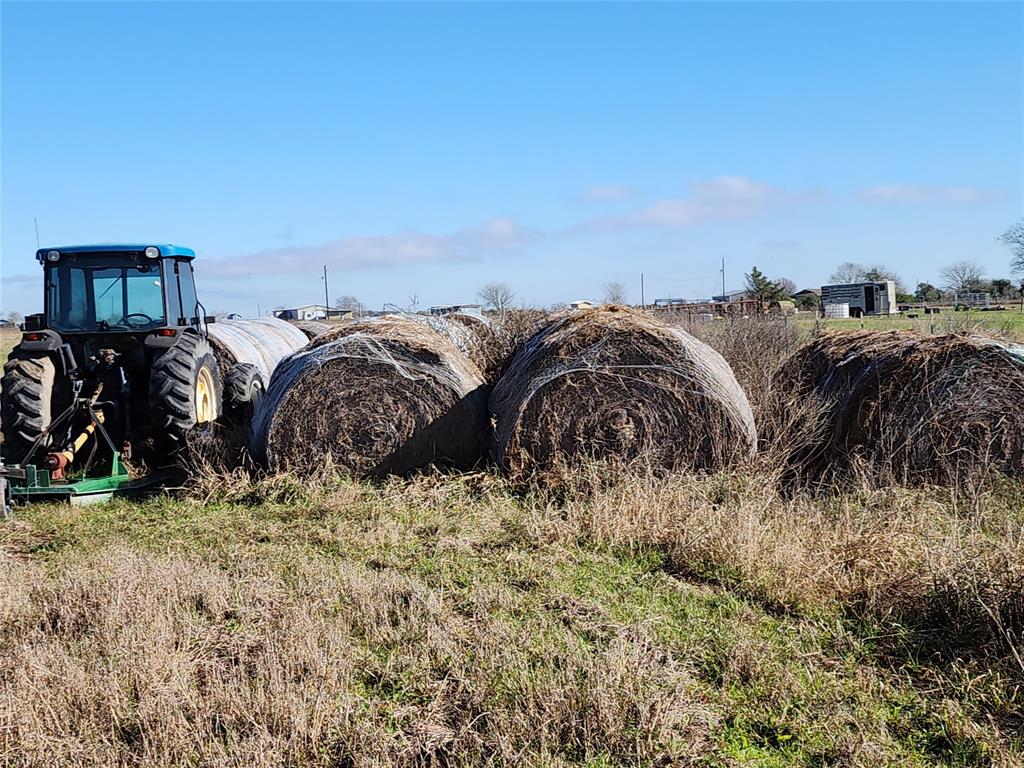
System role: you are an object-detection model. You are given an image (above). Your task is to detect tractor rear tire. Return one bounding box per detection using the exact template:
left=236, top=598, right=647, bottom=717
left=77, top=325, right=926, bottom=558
left=1, top=352, right=56, bottom=465
left=224, top=362, right=264, bottom=425
left=149, top=333, right=223, bottom=453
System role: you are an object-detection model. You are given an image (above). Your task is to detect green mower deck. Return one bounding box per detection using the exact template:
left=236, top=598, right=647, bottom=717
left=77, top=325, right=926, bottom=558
left=9, top=454, right=169, bottom=506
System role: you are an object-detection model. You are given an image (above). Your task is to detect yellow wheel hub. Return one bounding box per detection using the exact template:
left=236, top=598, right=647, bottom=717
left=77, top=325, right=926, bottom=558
left=195, top=366, right=217, bottom=424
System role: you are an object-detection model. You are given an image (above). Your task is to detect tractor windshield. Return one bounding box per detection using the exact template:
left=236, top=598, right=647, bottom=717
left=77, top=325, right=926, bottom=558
left=46, top=255, right=167, bottom=332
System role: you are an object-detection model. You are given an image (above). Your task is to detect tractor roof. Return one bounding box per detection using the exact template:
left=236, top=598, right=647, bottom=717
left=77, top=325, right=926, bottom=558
left=37, top=244, right=196, bottom=259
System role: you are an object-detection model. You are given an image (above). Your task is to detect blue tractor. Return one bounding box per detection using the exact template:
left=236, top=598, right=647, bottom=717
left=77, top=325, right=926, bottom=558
left=0, top=244, right=260, bottom=505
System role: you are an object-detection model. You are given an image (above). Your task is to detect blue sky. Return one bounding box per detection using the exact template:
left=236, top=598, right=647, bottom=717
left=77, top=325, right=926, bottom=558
left=2, top=1, right=1021, bottom=315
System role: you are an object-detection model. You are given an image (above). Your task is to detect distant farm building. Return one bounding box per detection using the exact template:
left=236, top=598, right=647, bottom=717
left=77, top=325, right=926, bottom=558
left=570, top=300, right=595, bottom=310
left=711, top=289, right=752, bottom=303
left=820, top=281, right=898, bottom=317
left=273, top=304, right=351, bottom=321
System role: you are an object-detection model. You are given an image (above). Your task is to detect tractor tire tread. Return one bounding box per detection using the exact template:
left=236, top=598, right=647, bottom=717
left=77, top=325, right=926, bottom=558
left=149, top=334, right=222, bottom=451
left=1, top=352, right=55, bottom=463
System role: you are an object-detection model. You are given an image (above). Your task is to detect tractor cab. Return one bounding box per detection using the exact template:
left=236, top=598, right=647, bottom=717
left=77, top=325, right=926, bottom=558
left=35, top=244, right=204, bottom=336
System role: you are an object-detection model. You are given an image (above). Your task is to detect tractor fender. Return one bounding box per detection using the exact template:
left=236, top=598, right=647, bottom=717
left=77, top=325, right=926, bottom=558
left=17, top=329, right=62, bottom=353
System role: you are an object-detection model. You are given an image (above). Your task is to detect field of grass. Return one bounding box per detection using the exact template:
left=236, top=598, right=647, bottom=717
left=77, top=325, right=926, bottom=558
left=0, top=328, right=17, bottom=360
left=1, top=317, right=1023, bottom=765
left=2, top=470, right=1022, bottom=766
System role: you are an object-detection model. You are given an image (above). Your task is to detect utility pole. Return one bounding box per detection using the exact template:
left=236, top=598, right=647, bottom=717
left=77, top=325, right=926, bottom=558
left=721, top=257, right=726, bottom=299
left=33, top=218, right=40, bottom=249
left=322, top=265, right=329, bottom=316
left=640, top=273, right=645, bottom=308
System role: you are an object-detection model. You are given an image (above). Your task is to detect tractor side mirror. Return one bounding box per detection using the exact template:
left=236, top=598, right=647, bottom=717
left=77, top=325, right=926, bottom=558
left=204, top=315, right=217, bottom=324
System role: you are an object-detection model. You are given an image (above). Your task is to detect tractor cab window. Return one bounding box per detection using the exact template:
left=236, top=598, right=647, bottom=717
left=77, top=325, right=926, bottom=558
left=173, top=260, right=199, bottom=325
left=46, top=256, right=167, bottom=332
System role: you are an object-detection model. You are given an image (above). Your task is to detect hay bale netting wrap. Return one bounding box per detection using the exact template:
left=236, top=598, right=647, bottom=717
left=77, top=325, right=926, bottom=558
left=784, top=330, right=1024, bottom=485
left=206, top=317, right=309, bottom=384
left=291, top=320, right=333, bottom=341
left=251, top=316, right=488, bottom=477
left=489, top=306, right=758, bottom=482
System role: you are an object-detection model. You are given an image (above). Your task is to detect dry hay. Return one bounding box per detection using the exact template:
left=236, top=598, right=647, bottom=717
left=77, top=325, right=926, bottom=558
left=459, top=309, right=551, bottom=384
left=290, top=320, right=333, bottom=340
left=782, top=330, right=1024, bottom=486
left=251, top=316, right=487, bottom=477
left=489, top=305, right=757, bottom=484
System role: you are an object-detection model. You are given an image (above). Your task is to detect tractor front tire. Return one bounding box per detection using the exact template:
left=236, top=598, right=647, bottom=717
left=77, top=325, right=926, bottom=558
left=224, top=362, right=264, bottom=425
left=1, top=352, right=56, bottom=465
left=149, top=333, right=223, bottom=452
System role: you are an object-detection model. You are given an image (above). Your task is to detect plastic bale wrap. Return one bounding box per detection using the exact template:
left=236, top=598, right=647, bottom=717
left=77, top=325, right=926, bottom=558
left=782, top=330, right=1024, bottom=486
left=250, top=317, right=488, bottom=478
left=206, top=317, right=309, bottom=384
left=488, top=305, right=757, bottom=484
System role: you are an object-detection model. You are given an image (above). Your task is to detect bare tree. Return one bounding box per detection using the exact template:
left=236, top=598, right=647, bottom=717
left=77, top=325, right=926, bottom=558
left=1000, top=219, right=1024, bottom=275
left=4, top=311, right=22, bottom=325
left=477, top=282, right=516, bottom=314
left=939, top=261, right=987, bottom=294
left=602, top=281, right=627, bottom=304
left=830, top=262, right=866, bottom=284
left=335, top=295, right=365, bottom=317
left=862, top=264, right=906, bottom=294
left=774, top=277, right=797, bottom=297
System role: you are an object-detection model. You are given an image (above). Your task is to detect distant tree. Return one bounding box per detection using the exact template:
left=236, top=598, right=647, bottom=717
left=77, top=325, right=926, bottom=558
left=794, top=292, right=819, bottom=311
left=830, top=261, right=866, bottom=284
left=335, top=295, right=365, bottom=316
left=4, top=311, right=22, bottom=326
left=862, top=264, right=906, bottom=294
left=940, top=261, right=987, bottom=294
left=745, top=267, right=786, bottom=302
left=915, top=282, right=943, bottom=302
left=989, top=279, right=1013, bottom=300
left=602, top=281, right=627, bottom=304
left=549, top=301, right=569, bottom=312
left=477, top=282, right=516, bottom=314
left=1000, top=219, right=1024, bottom=275
left=774, top=277, right=797, bottom=297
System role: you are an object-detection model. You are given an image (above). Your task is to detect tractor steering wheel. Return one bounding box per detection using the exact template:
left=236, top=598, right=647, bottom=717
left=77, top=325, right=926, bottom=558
left=120, top=312, right=155, bottom=329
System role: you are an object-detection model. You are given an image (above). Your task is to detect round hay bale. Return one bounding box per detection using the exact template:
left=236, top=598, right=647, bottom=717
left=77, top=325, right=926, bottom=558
left=783, top=330, right=1024, bottom=485
left=489, top=305, right=757, bottom=483
left=251, top=316, right=487, bottom=477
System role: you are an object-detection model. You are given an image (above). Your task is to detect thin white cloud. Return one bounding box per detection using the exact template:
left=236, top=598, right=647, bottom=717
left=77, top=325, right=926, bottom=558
left=580, top=184, right=637, bottom=202
left=200, top=218, right=535, bottom=278
left=859, top=184, right=993, bottom=203
left=198, top=175, right=819, bottom=281
left=576, top=176, right=824, bottom=232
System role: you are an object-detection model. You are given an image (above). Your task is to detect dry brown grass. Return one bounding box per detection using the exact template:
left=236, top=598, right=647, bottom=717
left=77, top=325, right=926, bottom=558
left=0, top=546, right=711, bottom=766
left=2, top=465, right=1023, bottom=764
left=576, top=472, right=1024, bottom=652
